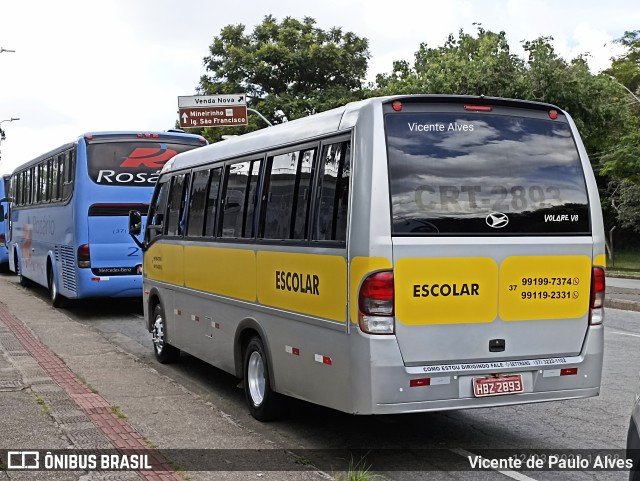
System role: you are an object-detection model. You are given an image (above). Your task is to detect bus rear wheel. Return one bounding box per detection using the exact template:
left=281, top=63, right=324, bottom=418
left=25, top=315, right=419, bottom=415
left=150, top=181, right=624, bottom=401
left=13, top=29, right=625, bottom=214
left=243, top=336, right=285, bottom=421
left=152, top=303, right=180, bottom=363
left=47, top=263, right=66, bottom=308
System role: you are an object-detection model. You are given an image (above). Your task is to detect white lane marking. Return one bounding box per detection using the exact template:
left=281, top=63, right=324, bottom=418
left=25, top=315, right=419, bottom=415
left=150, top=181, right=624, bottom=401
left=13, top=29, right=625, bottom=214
left=609, top=330, right=640, bottom=338
left=450, top=448, right=539, bottom=481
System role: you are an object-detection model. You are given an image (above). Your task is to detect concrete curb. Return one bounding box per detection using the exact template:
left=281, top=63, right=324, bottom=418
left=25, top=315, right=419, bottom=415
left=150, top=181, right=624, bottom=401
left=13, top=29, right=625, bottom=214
left=605, top=298, right=640, bottom=312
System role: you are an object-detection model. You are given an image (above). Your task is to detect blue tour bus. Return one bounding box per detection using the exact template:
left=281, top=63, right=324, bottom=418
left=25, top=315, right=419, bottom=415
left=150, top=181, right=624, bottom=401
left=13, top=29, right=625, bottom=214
left=7, top=131, right=207, bottom=306
left=0, top=174, right=9, bottom=269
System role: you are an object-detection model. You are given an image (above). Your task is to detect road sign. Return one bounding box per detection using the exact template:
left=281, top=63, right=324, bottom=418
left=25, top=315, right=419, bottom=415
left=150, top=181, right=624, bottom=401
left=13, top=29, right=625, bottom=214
left=178, top=94, right=248, bottom=128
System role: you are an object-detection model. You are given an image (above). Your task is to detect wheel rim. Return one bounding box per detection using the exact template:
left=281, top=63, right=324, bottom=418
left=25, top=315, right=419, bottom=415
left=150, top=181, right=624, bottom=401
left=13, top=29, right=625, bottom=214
left=247, top=351, right=265, bottom=406
left=50, top=269, right=57, bottom=300
left=152, top=313, right=165, bottom=353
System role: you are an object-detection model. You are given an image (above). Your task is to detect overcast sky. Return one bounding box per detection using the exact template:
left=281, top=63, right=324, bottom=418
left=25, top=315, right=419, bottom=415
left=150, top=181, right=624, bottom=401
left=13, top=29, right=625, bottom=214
left=0, top=0, right=638, bottom=175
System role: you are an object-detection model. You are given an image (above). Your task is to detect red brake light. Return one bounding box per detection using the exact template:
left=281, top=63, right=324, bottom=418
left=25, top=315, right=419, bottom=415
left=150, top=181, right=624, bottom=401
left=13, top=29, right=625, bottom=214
left=77, top=244, right=91, bottom=268
left=358, top=271, right=395, bottom=335
left=549, top=110, right=558, bottom=120
left=464, top=105, right=492, bottom=112
left=589, top=266, right=605, bottom=325
left=359, top=271, right=394, bottom=305
left=392, top=101, right=402, bottom=112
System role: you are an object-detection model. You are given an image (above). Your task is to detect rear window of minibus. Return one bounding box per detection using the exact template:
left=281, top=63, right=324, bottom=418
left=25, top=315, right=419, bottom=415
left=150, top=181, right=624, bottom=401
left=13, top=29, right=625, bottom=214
left=385, top=110, right=591, bottom=235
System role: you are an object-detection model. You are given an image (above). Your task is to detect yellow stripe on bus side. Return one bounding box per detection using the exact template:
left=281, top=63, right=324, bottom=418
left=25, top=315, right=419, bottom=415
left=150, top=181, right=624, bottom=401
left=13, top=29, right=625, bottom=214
left=184, top=246, right=257, bottom=302
left=144, top=243, right=184, bottom=286
left=594, top=253, right=606, bottom=268
left=349, top=257, right=393, bottom=324
left=257, top=251, right=347, bottom=322
left=395, top=257, right=499, bottom=325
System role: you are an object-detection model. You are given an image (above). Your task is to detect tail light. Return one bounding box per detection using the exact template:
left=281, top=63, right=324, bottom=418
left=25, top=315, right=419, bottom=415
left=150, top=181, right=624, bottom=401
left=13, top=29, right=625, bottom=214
left=0, top=233, right=5, bottom=247
left=77, top=244, right=91, bottom=268
left=589, top=266, right=605, bottom=325
left=358, top=271, right=394, bottom=334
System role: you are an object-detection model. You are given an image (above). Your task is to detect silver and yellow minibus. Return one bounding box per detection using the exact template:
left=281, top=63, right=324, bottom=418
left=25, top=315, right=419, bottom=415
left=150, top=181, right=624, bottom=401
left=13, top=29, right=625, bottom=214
left=129, top=95, right=606, bottom=420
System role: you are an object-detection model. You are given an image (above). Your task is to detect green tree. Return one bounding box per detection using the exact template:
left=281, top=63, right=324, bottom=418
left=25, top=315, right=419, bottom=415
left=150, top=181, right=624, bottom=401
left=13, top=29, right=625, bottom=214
left=195, top=15, right=370, bottom=142
left=600, top=30, right=640, bottom=183
left=604, top=30, right=640, bottom=94
left=375, top=27, right=527, bottom=98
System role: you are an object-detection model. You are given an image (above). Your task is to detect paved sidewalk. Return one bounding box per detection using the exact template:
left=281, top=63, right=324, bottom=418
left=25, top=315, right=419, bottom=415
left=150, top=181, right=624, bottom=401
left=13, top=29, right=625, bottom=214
left=0, top=277, right=328, bottom=481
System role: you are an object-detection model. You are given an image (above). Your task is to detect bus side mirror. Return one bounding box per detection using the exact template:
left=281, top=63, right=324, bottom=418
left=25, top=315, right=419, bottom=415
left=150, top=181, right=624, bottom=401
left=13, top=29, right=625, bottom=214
left=128, top=210, right=142, bottom=236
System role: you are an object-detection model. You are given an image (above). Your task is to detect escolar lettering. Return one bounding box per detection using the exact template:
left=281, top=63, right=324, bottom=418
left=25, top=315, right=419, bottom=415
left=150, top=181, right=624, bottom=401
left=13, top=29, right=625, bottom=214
left=275, top=271, right=320, bottom=295
left=412, top=283, right=479, bottom=297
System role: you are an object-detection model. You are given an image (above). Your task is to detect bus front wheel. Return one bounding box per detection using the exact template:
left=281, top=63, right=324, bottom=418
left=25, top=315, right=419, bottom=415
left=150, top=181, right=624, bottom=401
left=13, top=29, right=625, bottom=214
left=16, top=252, right=30, bottom=287
left=243, top=336, right=285, bottom=421
left=152, top=304, right=180, bottom=363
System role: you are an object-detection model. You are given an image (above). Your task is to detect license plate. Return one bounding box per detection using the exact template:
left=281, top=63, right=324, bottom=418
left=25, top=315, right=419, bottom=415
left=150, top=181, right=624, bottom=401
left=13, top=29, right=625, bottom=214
left=472, top=375, right=524, bottom=397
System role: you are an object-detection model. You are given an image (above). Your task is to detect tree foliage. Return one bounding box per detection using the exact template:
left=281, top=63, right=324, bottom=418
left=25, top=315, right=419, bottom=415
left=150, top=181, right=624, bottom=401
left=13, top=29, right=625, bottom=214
left=610, top=180, right=640, bottom=233
left=604, top=30, right=640, bottom=94
left=601, top=30, right=640, bottom=184
left=195, top=15, right=370, bottom=141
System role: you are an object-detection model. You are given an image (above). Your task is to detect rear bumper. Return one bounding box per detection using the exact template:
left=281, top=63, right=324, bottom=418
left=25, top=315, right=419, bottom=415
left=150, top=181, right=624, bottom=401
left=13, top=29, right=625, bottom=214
left=352, top=325, right=603, bottom=415
left=73, top=269, right=143, bottom=298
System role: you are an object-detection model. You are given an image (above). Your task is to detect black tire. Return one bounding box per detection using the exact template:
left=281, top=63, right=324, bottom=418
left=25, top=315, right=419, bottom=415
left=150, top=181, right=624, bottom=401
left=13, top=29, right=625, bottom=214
left=151, top=303, right=180, bottom=363
left=48, top=263, right=66, bottom=308
left=16, top=253, right=31, bottom=287
left=243, top=336, right=285, bottom=421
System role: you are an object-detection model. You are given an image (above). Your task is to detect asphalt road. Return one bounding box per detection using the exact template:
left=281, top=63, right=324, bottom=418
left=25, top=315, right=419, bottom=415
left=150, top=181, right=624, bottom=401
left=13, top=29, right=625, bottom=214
left=3, top=273, right=638, bottom=481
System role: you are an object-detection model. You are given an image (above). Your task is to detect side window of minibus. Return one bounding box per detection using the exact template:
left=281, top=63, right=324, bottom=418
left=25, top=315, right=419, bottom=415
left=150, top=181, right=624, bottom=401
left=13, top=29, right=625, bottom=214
left=165, top=174, right=189, bottom=237
left=204, top=167, right=222, bottom=237
left=147, top=181, right=169, bottom=243
left=220, top=162, right=250, bottom=238
left=262, top=148, right=316, bottom=241
left=313, top=141, right=350, bottom=242
left=263, top=152, right=299, bottom=240
left=243, top=160, right=262, bottom=238
left=187, top=169, right=210, bottom=237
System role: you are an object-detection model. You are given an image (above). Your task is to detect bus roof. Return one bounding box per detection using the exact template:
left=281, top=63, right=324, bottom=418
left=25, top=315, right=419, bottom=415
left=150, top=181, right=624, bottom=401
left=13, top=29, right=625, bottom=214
left=163, top=94, right=565, bottom=174
left=10, top=130, right=207, bottom=175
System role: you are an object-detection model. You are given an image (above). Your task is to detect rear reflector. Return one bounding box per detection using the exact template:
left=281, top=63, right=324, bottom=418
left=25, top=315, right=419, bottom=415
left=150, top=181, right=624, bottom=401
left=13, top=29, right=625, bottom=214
left=560, top=368, right=578, bottom=376
left=410, top=378, right=431, bottom=387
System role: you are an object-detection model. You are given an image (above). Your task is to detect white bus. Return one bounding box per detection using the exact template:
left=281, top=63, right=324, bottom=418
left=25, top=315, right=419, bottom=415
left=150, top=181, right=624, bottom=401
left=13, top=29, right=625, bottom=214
left=129, top=95, right=606, bottom=420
